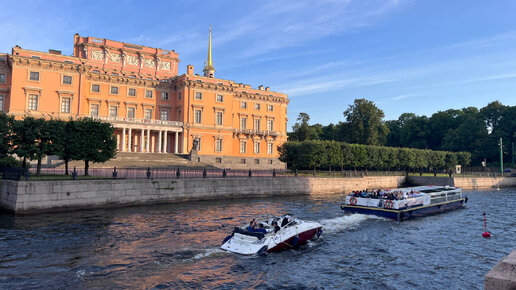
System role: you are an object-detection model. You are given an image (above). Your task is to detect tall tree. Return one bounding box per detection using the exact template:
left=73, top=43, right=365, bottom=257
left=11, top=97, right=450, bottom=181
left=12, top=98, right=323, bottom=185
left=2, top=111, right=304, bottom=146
left=11, top=116, right=41, bottom=170
left=289, top=113, right=319, bottom=141
left=0, top=113, right=14, bottom=158
left=343, top=98, right=389, bottom=145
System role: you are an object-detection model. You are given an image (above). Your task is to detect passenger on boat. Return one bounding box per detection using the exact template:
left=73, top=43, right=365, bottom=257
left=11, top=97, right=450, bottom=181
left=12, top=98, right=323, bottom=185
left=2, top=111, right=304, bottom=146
left=272, top=221, right=281, bottom=233
left=255, top=223, right=267, bottom=234
left=281, top=215, right=290, bottom=227
left=247, top=219, right=257, bottom=232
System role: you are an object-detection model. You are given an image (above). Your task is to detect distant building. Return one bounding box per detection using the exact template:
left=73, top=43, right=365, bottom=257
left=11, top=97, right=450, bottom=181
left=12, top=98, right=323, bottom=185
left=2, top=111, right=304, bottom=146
left=0, top=28, right=289, bottom=168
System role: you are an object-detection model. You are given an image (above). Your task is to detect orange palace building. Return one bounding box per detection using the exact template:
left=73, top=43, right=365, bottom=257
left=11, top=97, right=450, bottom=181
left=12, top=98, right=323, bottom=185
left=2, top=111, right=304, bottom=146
left=0, top=29, right=289, bottom=168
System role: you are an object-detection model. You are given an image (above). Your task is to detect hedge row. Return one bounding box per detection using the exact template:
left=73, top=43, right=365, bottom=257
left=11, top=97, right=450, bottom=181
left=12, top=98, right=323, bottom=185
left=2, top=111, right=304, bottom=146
left=278, top=140, right=471, bottom=171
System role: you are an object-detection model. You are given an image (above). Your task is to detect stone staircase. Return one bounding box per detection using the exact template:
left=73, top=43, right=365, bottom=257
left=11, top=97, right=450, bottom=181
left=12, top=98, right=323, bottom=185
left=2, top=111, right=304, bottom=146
left=57, top=152, right=218, bottom=169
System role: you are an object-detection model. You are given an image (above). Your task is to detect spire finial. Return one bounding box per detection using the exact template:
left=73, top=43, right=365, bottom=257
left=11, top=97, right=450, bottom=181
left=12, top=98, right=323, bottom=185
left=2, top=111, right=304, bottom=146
left=204, top=25, right=215, bottom=77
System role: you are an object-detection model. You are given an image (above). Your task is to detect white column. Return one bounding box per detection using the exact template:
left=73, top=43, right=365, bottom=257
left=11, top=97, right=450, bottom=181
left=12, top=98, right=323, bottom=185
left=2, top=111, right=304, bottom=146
left=158, top=130, right=162, bottom=153
left=128, top=128, right=132, bottom=152
left=122, top=128, right=126, bottom=152
left=146, top=129, right=150, bottom=153
left=116, top=132, right=120, bottom=151
left=140, top=129, right=144, bottom=153
left=163, top=131, right=168, bottom=153
left=175, top=131, right=179, bottom=154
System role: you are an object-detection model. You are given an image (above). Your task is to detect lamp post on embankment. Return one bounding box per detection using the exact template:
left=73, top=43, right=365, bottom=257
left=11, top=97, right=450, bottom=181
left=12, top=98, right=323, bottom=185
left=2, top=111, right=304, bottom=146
left=499, top=138, right=503, bottom=174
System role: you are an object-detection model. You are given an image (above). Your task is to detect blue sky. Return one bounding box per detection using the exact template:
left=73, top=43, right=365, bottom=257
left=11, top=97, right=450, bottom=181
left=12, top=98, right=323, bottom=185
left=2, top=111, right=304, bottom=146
left=2, top=0, right=516, bottom=129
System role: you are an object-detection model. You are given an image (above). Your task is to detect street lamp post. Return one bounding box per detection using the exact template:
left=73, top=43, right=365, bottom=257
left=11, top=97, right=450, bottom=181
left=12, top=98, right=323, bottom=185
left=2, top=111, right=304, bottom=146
left=499, top=137, right=503, bottom=174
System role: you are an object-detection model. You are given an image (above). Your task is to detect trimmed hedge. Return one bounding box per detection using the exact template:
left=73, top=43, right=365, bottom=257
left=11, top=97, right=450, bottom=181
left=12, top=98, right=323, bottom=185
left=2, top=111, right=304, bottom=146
left=278, top=140, right=471, bottom=171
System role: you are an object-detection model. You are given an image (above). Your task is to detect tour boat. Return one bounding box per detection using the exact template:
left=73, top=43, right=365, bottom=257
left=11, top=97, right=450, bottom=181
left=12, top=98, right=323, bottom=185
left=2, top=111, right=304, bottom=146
left=340, top=185, right=467, bottom=221
left=221, top=215, right=323, bottom=255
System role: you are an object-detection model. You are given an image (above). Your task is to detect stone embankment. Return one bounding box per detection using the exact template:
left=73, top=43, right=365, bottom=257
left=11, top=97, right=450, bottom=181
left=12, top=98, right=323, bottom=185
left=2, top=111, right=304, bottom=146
left=485, top=249, right=516, bottom=290
left=1, top=175, right=515, bottom=214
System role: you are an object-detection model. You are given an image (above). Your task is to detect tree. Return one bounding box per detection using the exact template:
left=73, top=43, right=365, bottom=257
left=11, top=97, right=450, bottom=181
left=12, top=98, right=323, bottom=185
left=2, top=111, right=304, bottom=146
left=74, top=118, right=117, bottom=175
left=0, top=113, right=13, bottom=158
left=343, top=98, right=389, bottom=145
left=11, top=116, right=41, bottom=170
left=289, top=113, right=319, bottom=141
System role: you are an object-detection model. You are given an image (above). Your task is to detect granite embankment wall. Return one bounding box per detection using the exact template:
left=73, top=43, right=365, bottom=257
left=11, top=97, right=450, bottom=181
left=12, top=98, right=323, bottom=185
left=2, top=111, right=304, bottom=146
left=407, top=176, right=516, bottom=189
left=1, top=176, right=515, bottom=214
left=485, top=249, right=516, bottom=290
left=0, top=176, right=405, bottom=214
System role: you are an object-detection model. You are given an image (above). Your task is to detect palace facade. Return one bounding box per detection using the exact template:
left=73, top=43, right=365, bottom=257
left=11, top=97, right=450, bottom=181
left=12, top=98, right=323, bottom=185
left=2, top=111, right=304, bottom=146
left=0, top=29, right=289, bottom=168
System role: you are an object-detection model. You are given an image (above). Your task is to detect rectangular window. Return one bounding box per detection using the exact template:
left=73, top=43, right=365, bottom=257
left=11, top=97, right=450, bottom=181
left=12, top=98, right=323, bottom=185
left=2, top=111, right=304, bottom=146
left=267, top=119, right=274, bottom=131
left=29, top=71, right=40, bottom=81
left=240, top=117, right=247, bottom=130
left=128, top=88, right=136, bottom=97
left=91, top=84, right=100, bottom=93
left=178, top=92, right=182, bottom=100
left=28, top=94, right=38, bottom=110
left=254, top=159, right=260, bottom=164
left=177, top=109, right=181, bottom=121
left=194, top=109, right=202, bottom=123
left=127, top=107, right=136, bottom=119
left=197, top=139, right=202, bottom=152
left=109, top=106, right=118, bottom=118
left=216, top=94, right=223, bottom=102
left=0, top=74, right=5, bottom=83
left=255, top=103, right=260, bottom=110
left=62, top=75, right=72, bottom=85
left=240, top=101, right=247, bottom=109
left=215, top=157, right=222, bottom=163
left=215, top=139, right=223, bottom=152
left=161, top=92, right=169, bottom=100
left=145, top=90, right=153, bottom=98
left=90, top=104, right=99, bottom=117
left=144, top=109, right=152, bottom=120
left=216, top=111, right=223, bottom=125
left=110, top=86, right=119, bottom=95
left=267, top=104, right=274, bottom=111
left=254, top=142, right=260, bottom=154
left=61, top=97, right=71, bottom=113
left=254, top=119, right=260, bottom=131
left=160, top=110, right=169, bottom=121
left=0, top=95, right=4, bottom=111
left=195, top=92, right=202, bottom=100
left=240, top=141, right=247, bottom=154
left=267, top=143, right=274, bottom=155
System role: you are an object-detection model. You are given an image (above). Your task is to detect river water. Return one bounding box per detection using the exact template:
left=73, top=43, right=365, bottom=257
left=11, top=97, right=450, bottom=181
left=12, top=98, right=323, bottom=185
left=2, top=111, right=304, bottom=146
left=0, top=188, right=515, bottom=289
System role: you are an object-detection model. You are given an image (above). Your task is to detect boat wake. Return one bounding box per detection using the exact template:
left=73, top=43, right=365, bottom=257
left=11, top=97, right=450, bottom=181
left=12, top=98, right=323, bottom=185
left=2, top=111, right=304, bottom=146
left=319, top=214, right=384, bottom=234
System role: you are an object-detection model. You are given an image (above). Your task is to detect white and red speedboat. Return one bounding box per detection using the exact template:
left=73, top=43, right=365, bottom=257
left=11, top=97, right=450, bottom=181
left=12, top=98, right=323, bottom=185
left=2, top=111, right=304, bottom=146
left=221, top=215, right=323, bottom=255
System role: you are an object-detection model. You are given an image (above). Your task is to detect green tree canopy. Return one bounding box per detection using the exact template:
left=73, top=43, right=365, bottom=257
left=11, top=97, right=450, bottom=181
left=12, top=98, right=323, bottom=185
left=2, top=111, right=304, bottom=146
left=343, top=98, right=389, bottom=145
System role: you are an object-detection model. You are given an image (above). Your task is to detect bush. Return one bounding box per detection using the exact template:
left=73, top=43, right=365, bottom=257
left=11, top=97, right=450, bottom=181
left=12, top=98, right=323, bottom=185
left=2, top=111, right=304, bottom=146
left=0, top=156, right=23, bottom=168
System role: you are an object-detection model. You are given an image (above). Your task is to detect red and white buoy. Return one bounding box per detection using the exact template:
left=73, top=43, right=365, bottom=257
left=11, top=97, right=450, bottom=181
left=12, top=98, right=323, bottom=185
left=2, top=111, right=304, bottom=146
left=482, top=213, right=491, bottom=238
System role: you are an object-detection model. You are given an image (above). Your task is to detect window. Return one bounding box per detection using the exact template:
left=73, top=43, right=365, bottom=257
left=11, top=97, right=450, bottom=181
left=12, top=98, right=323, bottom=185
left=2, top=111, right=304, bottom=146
left=29, top=71, right=40, bottom=81
left=216, top=94, right=223, bottom=102
left=215, top=139, right=223, bottom=152
left=195, top=92, right=202, bottom=100
left=240, top=141, right=247, bottom=153
left=177, top=109, right=181, bottom=121
left=196, top=139, right=202, bottom=152
left=215, top=157, right=222, bottom=164
left=61, top=97, right=71, bottom=113
left=90, top=104, right=99, bottom=117
left=28, top=94, right=38, bottom=110
left=240, top=117, right=247, bottom=130
left=144, top=109, right=152, bottom=120
left=178, top=92, right=182, bottom=100
left=91, top=84, right=100, bottom=93
left=254, top=159, right=260, bottom=164
left=109, top=106, right=118, bottom=118
left=267, top=104, right=274, bottom=112
left=240, top=159, right=246, bottom=164
left=145, top=90, right=153, bottom=98
left=92, top=70, right=100, bottom=73
left=267, top=142, right=274, bottom=155
left=254, top=119, right=260, bottom=131
left=240, top=101, right=247, bottom=109
left=62, top=75, right=72, bottom=85
left=267, top=119, right=274, bottom=131
left=254, top=142, right=260, bottom=154
left=127, top=107, right=135, bottom=119
left=31, top=56, right=41, bottom=59
left=194, top=109, right=202, bottom=123
left=216, top=112, right=223, bottom=125
left=0, top=95, right=4, bottom=111
left=110, top=86, right=119, bottom=95
left=161, top=92, right=169, bottom=100
left=111, top=72, right=119, bottom=76
left=0, top=74, right=5, bottom=83
left=160, top=110, right=169, bottom=121
left=255, top=103, right=260, bottom=110
left=128, top=88, right=136, bottom=97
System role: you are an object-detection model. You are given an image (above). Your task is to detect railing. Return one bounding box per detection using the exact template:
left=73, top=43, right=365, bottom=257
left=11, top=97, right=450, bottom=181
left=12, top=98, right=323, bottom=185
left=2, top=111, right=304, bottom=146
left=234, top=129, right=279, bottom=136
left=90, top=115, right=183, bottom=127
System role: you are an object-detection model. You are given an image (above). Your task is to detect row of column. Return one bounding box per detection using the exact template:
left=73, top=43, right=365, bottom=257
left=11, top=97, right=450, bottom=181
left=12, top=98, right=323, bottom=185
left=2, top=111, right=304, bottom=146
left=119, top=128, right=180, bottom=153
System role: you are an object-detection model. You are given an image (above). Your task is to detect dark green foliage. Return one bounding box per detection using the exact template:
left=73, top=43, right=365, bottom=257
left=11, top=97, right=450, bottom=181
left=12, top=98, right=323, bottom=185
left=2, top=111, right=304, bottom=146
left=278, top=140, right=466, bottom=171
left=0, top=156, right=22, bottom=168
left=343, top=98, right=389, bottom=145
left=0, top=113, right=13, bottom=158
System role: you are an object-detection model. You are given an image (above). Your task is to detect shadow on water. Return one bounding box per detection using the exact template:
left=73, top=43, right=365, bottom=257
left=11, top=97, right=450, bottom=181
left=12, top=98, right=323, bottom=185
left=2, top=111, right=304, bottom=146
left=0, top=189, right=515, bottom=289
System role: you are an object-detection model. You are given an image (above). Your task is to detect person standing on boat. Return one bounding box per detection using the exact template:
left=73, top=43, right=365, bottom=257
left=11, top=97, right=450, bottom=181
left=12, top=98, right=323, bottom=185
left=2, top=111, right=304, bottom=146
left=247, top=219, right=257, bottom=232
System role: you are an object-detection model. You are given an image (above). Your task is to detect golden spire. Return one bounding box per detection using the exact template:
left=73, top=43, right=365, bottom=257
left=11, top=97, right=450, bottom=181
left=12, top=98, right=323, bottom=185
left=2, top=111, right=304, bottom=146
left=204, top=25, right=215, bottom=77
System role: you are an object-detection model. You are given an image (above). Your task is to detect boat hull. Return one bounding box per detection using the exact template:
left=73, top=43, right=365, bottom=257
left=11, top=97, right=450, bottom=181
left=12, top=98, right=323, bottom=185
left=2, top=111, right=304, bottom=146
left=267, top=227, right=322, bottom=252
left=340, top=199, right=465, bottom=221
